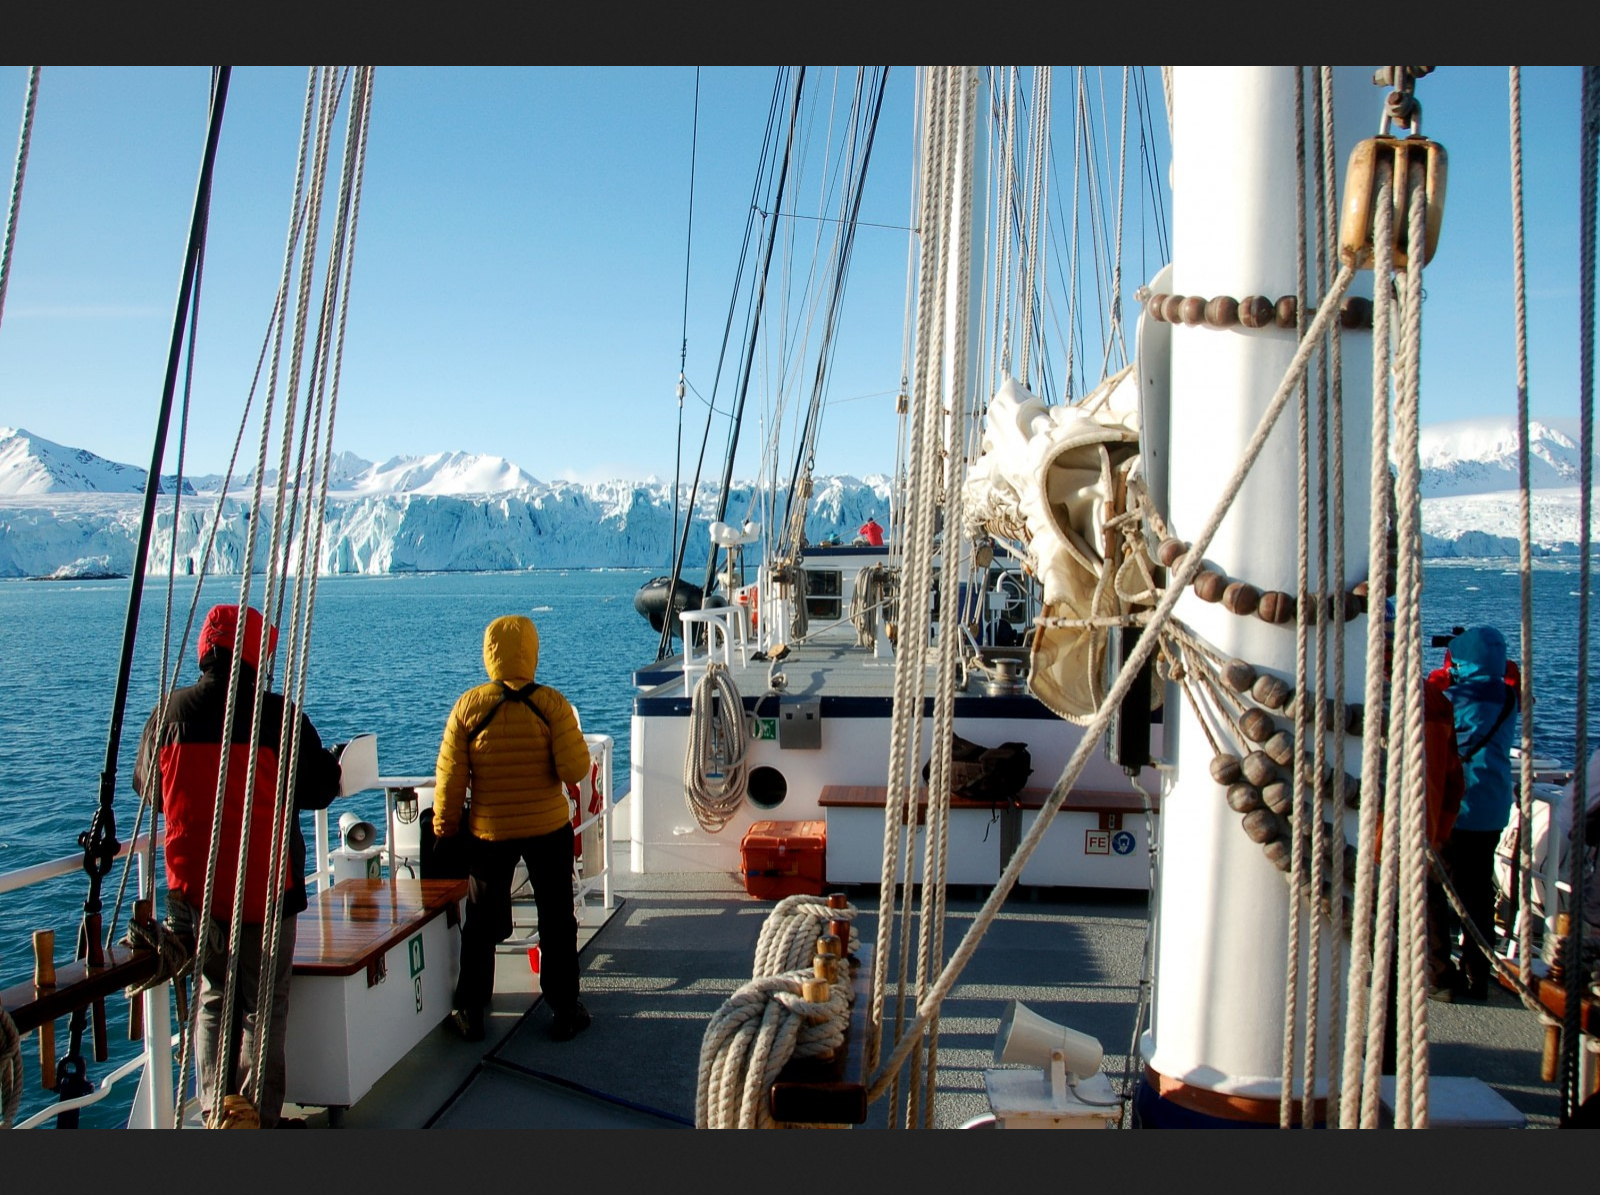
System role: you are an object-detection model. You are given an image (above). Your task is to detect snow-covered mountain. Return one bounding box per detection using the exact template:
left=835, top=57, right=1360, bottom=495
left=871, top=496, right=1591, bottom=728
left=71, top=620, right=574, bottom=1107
left=0, top=426, right=194, bottom=497
left=0, top=418, right=1591, bottom=578
left=0, top=427, right=894, bottom=578
left=1417, top=417, right=1590, bottom=497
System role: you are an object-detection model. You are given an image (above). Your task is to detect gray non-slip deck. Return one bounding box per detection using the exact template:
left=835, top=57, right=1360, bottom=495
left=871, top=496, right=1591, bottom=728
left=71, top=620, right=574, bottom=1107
left=296, top=854, right=1560, bottom=1129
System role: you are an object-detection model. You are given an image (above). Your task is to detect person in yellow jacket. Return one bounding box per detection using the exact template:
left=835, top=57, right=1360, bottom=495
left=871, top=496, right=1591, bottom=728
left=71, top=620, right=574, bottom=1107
left=434, top=614, right=594, bottom=1042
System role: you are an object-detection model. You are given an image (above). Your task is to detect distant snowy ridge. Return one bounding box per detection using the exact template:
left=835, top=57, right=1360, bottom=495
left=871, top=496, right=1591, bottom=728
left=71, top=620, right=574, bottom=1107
left=1415, top=417, right=1593, bottom=497
left=0, top=419, right=1591, bottom=578
left=0, top=426, right=194, bottom=497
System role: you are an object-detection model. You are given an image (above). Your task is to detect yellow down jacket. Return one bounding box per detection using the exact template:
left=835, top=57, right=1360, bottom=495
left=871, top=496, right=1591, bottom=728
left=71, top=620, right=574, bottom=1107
left=433, top=615, right=591, bottom=841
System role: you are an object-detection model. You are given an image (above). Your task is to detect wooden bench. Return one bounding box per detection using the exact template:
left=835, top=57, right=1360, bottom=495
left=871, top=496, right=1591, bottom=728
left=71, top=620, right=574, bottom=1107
left=818, top=784, right=1159, bottom=889
left=284, top=877, right=468, bottom=1117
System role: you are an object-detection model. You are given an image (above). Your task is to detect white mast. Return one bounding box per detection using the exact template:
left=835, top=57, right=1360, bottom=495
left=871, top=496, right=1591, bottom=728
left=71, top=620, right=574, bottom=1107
left=1141, top=66, right=1376, bottom=1122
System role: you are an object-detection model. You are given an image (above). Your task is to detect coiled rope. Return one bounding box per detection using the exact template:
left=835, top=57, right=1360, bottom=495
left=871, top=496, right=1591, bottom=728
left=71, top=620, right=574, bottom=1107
left=753, top=894, right=860, bottom=977
left=696, top=972, right=852, bottom=1129
left=683, top=661, right=750, bottom=832
left=697, top=895, right=859, bottom=1129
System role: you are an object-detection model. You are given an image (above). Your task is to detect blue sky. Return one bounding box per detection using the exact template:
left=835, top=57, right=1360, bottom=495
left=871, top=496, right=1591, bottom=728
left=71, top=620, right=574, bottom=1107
left=0, top=66, right=1587, bottom=486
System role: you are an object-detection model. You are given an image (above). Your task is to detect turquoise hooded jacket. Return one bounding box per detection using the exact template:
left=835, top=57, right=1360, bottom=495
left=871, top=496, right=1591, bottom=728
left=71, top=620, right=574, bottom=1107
left=1445, top=625, right=1517, bottom=833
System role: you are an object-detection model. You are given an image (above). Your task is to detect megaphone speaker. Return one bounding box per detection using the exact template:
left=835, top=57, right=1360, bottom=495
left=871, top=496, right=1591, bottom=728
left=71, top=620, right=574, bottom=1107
left=993, top=999, right=1103, bottom=1080
left=339, top=811, right=378, bottom=852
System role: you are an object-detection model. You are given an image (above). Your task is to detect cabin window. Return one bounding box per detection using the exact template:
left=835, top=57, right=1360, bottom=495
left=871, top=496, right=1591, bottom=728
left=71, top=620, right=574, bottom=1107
left=804, top=569, right=842, bottom=621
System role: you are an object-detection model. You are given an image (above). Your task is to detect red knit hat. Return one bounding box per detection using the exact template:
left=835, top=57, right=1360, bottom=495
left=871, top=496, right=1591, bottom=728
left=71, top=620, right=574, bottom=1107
left=197, top=604, right=278, bottom=670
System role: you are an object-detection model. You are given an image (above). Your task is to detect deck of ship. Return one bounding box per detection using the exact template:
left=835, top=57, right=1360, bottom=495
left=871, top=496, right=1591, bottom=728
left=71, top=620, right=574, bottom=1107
left=281, top=820, right=1565, bottom=1130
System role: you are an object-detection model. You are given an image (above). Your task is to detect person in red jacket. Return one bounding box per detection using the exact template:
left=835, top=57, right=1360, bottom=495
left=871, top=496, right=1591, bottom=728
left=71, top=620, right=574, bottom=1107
left=857, top=516, right=885, bottom=547
left=134, top=604, right=342, bottom=1127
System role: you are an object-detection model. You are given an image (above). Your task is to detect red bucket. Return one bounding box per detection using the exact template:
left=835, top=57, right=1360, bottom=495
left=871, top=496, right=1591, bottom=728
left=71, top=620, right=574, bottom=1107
left=528, top=945, right=542, bottom=974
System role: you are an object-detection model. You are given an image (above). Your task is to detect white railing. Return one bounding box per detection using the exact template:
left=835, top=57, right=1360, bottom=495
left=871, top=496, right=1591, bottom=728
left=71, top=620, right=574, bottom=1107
left=1, top=833, right=177, bottom=1129
left=312, top=734, right=615, bottom=912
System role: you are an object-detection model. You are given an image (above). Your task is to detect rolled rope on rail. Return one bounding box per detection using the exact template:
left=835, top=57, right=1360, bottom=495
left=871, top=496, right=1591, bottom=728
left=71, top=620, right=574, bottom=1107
left=753, top=894, right=860, bottom=977
left=120, top=917, right=194, bottom=997
left=695, top=971, right=852, bottom=1129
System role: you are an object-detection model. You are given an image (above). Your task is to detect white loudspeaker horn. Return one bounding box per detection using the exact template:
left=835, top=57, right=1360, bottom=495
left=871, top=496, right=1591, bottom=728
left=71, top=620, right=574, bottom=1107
left=339, top=811, right=378, bottom=852
left=993, top=999, right=1103, bottom=1082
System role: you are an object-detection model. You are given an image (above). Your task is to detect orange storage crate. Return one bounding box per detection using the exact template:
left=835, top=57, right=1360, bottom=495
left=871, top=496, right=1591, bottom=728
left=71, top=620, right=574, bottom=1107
left=740, top=819, right=827, bottom=899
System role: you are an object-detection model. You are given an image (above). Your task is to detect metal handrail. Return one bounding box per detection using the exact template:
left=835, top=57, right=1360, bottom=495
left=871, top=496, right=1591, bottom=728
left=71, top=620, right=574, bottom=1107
left=0, top=832, right=153, bottom=897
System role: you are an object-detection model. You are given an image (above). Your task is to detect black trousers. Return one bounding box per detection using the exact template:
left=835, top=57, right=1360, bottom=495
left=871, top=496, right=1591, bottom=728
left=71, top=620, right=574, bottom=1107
left=454, top=822, right=578, bottom=1018
left=1435, top=828, right=1502, bottom=996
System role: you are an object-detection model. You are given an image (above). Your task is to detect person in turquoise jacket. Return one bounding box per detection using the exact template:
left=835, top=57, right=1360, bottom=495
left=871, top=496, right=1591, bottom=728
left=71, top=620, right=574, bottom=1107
left=1438, top=625, right=1519, bottom=1001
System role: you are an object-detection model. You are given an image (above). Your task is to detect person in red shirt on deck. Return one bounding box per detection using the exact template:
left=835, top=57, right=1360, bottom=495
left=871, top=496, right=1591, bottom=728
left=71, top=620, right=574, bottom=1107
left=134, top=604, right=342, bottom=1128
left=857, top=516, right=884, bottom=547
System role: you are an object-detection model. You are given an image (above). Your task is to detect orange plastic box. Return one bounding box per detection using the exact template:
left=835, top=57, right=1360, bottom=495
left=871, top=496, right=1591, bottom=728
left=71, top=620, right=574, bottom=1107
left=740, top=820, right=827, bottom=900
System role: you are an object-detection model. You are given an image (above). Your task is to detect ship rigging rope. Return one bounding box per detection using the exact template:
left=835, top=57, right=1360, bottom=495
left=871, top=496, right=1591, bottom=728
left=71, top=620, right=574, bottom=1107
left=169, top=67, right=375, bottom=1129
left=0, top=65, right=39, bottom=338
left=1560, top=61, right=1597, bottom=1126
left=1341, top=152, right=1396, bottom=1128
left=1394, top=151, right=1436, bottom=1131
left=1281, top=72, right=1312, bottom=1127
left=869, top=63, right=953, bottom=1117
left=695, top=971, right=852, bottom=1129
left=254, top=63, right=375, bottom=1099
left=866, top=255, right=1361, bottom=1108
left=1507, top=66, right=1539, bottom=1001
left=683, top=661, right=751, bottom=832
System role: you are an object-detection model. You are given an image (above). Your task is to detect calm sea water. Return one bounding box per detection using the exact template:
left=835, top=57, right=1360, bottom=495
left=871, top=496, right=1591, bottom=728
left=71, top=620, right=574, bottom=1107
left=0, top=560, right=1593, bottom=1126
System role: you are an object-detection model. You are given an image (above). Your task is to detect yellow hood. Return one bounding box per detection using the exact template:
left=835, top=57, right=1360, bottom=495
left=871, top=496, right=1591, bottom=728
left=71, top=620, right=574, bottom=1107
left=482, top=614, right=539, bottom=683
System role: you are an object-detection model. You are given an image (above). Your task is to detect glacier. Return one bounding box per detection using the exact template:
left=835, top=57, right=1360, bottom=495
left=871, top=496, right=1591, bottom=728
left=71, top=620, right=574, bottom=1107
left=0, top=420, right=1593, bottom=579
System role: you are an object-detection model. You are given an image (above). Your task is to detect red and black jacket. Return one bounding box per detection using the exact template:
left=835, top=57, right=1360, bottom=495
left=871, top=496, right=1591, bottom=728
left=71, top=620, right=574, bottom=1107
left=135, top=652, right=341, bottom=922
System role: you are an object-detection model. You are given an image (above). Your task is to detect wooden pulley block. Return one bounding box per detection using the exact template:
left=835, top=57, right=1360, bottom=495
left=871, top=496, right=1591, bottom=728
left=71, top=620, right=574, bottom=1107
left=1223, top=581, right=1260, bottom=616
left=1262, top=838, right=1293, bottom=872
left=1251, top=673, right=1292, bottom=710
left=1262, top=781, right=1293, bottom=816
left=1257, top=591, right=1296, bottom=625
left=1339, top=135, right=1448, bottom=270
left=1240, top=808, right=1282, bottom=845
